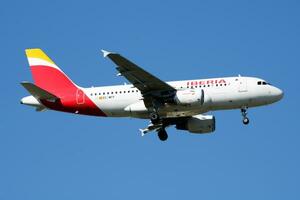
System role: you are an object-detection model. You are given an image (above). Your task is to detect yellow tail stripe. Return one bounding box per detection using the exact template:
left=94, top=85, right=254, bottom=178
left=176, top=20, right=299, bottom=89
left=25, top=49, right=55, bottom=65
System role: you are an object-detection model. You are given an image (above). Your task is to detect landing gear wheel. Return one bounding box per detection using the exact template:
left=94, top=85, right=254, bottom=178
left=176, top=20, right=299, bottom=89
left=241, top=107, right=250, bottom=125
left=157, top=129, right=168, bottom=141
left=150, top=112, right=160, bottom=123
left=243, top=117, right=250, bottom=125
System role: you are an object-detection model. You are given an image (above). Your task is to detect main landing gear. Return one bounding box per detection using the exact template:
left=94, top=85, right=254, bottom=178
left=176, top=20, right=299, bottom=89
left=150, top=112, right=160, bottom=123
left=241, top=107, right=250, bottom=125
left=157, top=128, right=168, bottom=141
left=149, top=112, right=168, bottom=141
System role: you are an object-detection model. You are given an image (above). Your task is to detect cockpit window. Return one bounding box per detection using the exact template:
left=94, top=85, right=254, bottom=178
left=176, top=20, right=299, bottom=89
left=257, top=81, right=271, bottom=85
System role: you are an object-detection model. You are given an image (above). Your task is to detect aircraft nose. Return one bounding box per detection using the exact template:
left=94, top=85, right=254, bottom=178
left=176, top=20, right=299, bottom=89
left=272, top=87, right=284, bottom=101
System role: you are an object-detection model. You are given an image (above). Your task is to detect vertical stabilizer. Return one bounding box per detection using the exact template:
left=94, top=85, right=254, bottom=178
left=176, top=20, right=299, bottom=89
left=25, top=49, right=77, bottom=96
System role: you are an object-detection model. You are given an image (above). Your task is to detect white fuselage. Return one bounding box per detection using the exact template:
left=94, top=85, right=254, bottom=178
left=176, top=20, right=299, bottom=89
left=81, top=76, right=283, bottom=119
left=21, top=48, right=285, bottom=139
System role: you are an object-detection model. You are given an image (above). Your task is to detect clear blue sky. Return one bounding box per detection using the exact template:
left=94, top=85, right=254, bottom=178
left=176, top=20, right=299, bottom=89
left=1, top=0, right=299, bottom=199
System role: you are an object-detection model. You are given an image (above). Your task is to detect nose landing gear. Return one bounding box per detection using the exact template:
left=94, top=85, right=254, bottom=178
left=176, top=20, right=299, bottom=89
left=241, top=107, right=250, bottom=125
left=243, top=117, right=250, bottom=125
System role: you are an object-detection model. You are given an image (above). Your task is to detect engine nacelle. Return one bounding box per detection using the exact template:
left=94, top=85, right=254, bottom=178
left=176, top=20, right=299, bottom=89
left=174, top=89, right=204, bottom=105
left=176, top=114, right=215, bottom=134
left=124, top=100, right=147, bottom=112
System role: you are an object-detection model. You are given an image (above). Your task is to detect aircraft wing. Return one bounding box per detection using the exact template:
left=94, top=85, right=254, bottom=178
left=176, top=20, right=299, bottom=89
left=101, top=50, right=176, bottom=98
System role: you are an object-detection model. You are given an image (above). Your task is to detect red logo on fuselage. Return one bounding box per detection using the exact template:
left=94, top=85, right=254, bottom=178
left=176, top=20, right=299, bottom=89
left=187, top=79, right=226, bottom=86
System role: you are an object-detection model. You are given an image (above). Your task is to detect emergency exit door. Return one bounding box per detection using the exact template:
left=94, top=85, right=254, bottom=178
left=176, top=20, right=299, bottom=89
left=76, top=89, right=85, bottom=104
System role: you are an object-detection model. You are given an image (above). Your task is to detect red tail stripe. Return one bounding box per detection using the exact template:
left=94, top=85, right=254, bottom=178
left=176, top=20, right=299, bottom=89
left=30, top=65, right=107, bottom=117
left=30, top=65, right=75, bottom=96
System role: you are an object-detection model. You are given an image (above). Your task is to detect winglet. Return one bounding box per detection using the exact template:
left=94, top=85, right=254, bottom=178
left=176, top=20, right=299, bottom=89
left=101, top=49, right=114, bottom=57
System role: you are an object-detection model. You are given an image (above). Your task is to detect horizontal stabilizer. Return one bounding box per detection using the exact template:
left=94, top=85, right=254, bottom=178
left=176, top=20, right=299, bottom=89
left=36, top=106, right=47, bottom=112
left=20, top=82, right=59, bottom=101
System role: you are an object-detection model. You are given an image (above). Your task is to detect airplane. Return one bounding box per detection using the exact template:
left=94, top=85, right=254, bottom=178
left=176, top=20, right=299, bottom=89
left=20, top=49, right=284, bottom=141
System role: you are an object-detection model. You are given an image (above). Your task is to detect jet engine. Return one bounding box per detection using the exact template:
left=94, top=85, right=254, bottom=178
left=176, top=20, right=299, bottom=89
left=176, top=114, right=215, bottom=134
left=174, top=89, right=204, bottom=105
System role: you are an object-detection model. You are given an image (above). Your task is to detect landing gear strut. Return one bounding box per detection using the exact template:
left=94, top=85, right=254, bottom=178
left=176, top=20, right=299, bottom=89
left=150, top=112, right=168, bottom=141
left=157, top=128, right=168, bottom=141
left=241, top=107, right=250, bottom=125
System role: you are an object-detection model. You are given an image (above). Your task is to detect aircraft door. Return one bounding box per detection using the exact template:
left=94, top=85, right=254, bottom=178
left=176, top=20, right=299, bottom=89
left=76, top=89, right=85, bottom=104
left=238, top=77, right=248, bottom=92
